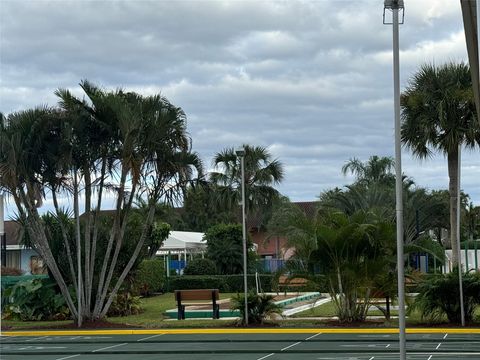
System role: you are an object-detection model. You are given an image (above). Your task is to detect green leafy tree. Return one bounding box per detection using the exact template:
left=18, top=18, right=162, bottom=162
left=401, top=62, right=480, bottom=266
left=181, top=183, right=237, bottom=232
left=204, top=223, right=253, bottom=274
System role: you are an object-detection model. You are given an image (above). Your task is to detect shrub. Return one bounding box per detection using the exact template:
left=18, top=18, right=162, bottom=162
left=184, top=258, right=217, bottom=275
left=106, top=292, right=142, bottom=317
left=231, top=291, right=283, bottom=324
left=2, top=278, right=69, bottom=321
left=168, top=274, right=274, bottom=292
left=133, top=259, right=165, bottom=296
left=204, top=224, right=253, bottom=274
left=409, top=270, right=480, bottom=324
left=169, top=275, right=227, bottom=291
left=0, top=266, right=24, bottom=276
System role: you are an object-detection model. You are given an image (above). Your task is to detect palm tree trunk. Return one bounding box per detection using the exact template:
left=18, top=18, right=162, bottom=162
left=73, top=171, right=83, bottom=327
left=447, top=150, right=460, bottom=267
left=52, top=189, right=78, bottom=290
left=99, top=204, right=156, bottom=318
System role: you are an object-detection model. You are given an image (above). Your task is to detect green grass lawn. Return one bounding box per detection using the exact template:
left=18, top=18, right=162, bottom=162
left=2, top=292, right=238, bottom=330
left=292, top=300, right=399, bottom=318
left=3, top=293, right=480, bottom=330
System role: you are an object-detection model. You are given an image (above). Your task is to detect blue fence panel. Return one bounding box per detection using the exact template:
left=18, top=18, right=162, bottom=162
left=169, top=260, right=186, bottom=273
left=257, top=259, right=285, bottom=273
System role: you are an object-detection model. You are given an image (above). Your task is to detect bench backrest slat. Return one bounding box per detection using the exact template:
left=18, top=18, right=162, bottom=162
left=175, top=289, right=219, bottom=301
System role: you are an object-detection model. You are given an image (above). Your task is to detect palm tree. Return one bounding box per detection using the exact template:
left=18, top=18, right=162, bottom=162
left=341, top=155, right=395, bottom=187
left=269, top=205, right=396, bottom=322
left=210, top=144, right=284, bottom=221
left=401, top=62, right=480, bottom=266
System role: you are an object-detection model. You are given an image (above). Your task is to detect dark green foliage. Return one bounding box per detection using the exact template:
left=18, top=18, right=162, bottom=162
left=210, top=144, right=284, bottom=220
left=183, top=258, right=217, bottom=275
left=169, top=274, right=274, bottom=292
left=106, top=292, right=142, bottom=317
left=181, top=184, right=237, bottom=232
left=133, top=259, right=165, bottom=296
left=204, top=223, right=253, bottom=274
left=409, top=270, right=480, bottom=324
left=2, top=278, right=70, bottom=321
left=147, top=222, right=171, bottom=258
left=230, top=291, right=283, bottom=325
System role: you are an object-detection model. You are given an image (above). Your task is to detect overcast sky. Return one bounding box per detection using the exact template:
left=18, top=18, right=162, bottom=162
left=1, top=0, right=479, bottom=217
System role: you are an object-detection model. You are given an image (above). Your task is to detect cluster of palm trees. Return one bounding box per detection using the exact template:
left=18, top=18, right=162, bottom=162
left=0, top=80, right=203, bottom=325
left=267, top=62, right=480, bottom=322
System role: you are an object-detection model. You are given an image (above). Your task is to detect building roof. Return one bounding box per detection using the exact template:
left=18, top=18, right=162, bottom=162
left=157, top=231, right=205, bottom=253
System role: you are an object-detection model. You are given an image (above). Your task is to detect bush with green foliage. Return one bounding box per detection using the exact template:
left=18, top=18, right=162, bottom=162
left=409, top=270, right=480, bottom=324
left=184, top=258, right=217, bottom=275
left=231, top=291, right=283, bottom=324
left=133, top=259, right=165, bottom=296
left=106, top=292, right=142, bottom=317
left=2, top=278, right=70, bottom=321
left=168, top=274, right=274, bottom=292
left=204, top=224, right=254, bottom=274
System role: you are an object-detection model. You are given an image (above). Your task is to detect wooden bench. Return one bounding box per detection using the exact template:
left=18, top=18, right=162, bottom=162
left=277, top=276, right=308, bottom=294
left=174, top=289, right=220, bottom=320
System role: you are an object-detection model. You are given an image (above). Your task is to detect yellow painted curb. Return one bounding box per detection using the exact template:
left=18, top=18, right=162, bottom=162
left=2, top=328, right=480, bottom=337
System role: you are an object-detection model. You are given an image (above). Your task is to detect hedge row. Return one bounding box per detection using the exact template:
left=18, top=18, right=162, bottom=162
left=168, top=275, right=274, bottom=292
left=167, top=274, right=329, bottom=293
left=133, top=259, right=165, bottom=296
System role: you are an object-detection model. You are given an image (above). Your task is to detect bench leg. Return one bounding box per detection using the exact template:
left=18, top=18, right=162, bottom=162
left=177, top=305, right=186, bottom=320
left=213, top=304, right=220, bottom=319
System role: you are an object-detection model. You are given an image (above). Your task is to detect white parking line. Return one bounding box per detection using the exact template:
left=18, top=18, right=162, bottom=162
left=427, top=355, right=433, bottom=360
left=435, top=343, right=442, bottom=350
left=368, top=357, right=375, bottom=360
left=305, top=333, right=322, bottom=341
left=257, top=353, right=275, bottom=360
left=385, top=343, right=390, bottom=348
left=443, top=333, right=448, bottom=339
left=92, top=342, right=127, bottom=352
left=137, top=333, right=165, bottom=341
left=281, top=341, right=302, bottom=351
left=26, top=336, right=46, bottom=342
left=55, top=355, right=81, bottom=360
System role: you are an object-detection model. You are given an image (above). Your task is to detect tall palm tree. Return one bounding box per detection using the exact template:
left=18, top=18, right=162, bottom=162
left=210, top=144, right=284, bottom=221
left=401, top=62, right=480, bottom=266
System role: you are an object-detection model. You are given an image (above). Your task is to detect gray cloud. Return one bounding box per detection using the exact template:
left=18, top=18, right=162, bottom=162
left=1, top=0, right=479, bottom=217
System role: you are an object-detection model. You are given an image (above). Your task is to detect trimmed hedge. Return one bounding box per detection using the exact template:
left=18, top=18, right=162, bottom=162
left=167, top=274, right=330, bottom=293
left=168, top=274, right=274, bottom=292
left=133, top=259, right=165, bottom=296
left=183, top=258, right=217, bottom=275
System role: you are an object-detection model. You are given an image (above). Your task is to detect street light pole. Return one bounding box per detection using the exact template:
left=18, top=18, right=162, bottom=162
left=456, top=145, right=466, bottom=326
left=384, top=1, right=406, bottom=359
left=236, top=147, right=248, bottom=326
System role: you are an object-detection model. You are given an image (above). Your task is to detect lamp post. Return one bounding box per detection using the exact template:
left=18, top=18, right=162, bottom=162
left=456, top=145, right=466, bottom=326
left=0, top=194, right=5, bottom=267
left=235, top=146, right=248, bottom=326
left=383, top=1, right=405, bottom=359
